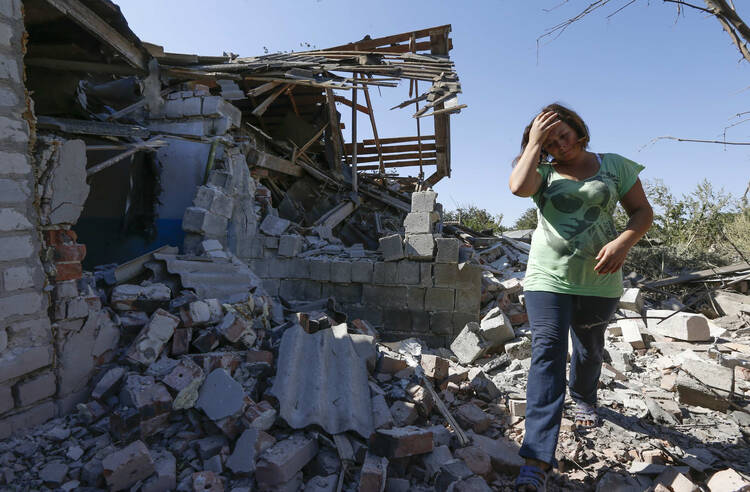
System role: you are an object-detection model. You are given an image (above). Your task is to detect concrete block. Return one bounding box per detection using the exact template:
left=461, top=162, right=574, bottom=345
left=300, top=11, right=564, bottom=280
left=14, top=371, right=55, bottom=406
left=422, top=445, right=454, bottom=480
left=267, top=258, right=294, bottom=278
left=164, top=98, right=183, bottom=118
left=0, top=291, right=43, bottom=320
left=0, top=151, right=30, bottom=175
left=404, top=212, right=439, bottom=234
left=619, top=317, right=646, bottom=349
left=479, top=308, right=514, bottom=346
left=0, top=207, right=30, bottom=231
left=261, top=278, right=280, bottom=296
left=141, top=450, right=176, bottom=492
left=0, top=234, right=33, bottom=261
left=433, top=263, right=458, bottom=286
left=359, top=452, right=388, bottom=492
left=421, top=354, right=449, bottom=381
left=455, top=403, right=491, bottom=433
left=379, top=234, right=404, bottom=261
left=0, top=384, right=12, bottom=414
left=331, top=283, right=362, bottom=304
left=279, top=234, right=303, bottom=257
left=371, top=393, right=394, bottom=430
left=392, top=261, right=418, bottom=285
left=2, top=265, right=34, bottom=291
left=406, top=287, right=426, bottom=310
left=455, top=287, right=480, bottom=314
left=0, top=178, right=30, bottom=204
left=330, top=260, right=352, bottom=283
left=182, top=207, right=228, bottom=237
left=256, top=433, right=319, bottom=487
left=46, top=139, right=89, bottom=224
left=390, top=400, right=418, bottom=426
left=259, top=214, right=291, bottom=236
left=676, top=359, right=733, bottom=411
left=504, top=337, right=532, bottom=360
left=435, top=237, right=460, bottom=263
left=288, top=258, right=310, bottom=279
left=310, top=259, right=331, bottom=281
left=182, top=96, right=202, bottom=116
left=126, top=309, right=179, bottom=367
left=411, top=310, right=430, bottom=333
left=411, top=190, right=437, bottom=212
left=713, top=291, right=750, bottom=317
left=102, top=441, right=155, bottom=492
left=456, top=263, right=482, bottom=289
left=430, top=311, right=453, bottom=335
left=351, top=260, right=374, bottom=283
left=0, top=346, right=52, bottom=384
left=419, top=263, right=433, bottom=287
left=425, top=287, right=455, bottom=311
left=193, top=185, right=233, bottom=219
left=646, top=310, right=710, bottom=341
left=196, top=368, right=245, bottom=420
left=369, top=426, right=433, bottom=458
left=91, top=366, right=126, bottom=401
left=450, top=323, right=488, bottom=365
left=382, top=309, right=412, bottom=333
left=706, top=468, right=749, bottom=492
left=373, top=261, right=398, bottom=285
left=226, top=428, right=259, bottom=475
left=619, top=288, right=644, bottom=313
left=404, top=233, right=435, bottom=260
left=0, top=116, right=27, bottom=145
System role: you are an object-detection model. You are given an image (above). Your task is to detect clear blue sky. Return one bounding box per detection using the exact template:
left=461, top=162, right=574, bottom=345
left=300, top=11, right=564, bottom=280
left=117, top=0, right=750, bottom=225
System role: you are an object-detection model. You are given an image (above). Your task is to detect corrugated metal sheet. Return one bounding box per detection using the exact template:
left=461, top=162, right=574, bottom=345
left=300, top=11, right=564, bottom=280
left=270, top=324, right=373, bottom=439
left=153, top=253, right=261, bottom=303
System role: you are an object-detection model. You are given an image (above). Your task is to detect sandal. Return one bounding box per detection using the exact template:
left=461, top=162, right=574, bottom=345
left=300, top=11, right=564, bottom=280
left=515, top=464, right=548, bottom=491
left=573, top=401, right=600, bottom=430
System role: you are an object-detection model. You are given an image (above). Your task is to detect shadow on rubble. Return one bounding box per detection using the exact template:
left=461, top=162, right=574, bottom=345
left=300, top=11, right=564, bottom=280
left=567, top=405, right=750, bottom=486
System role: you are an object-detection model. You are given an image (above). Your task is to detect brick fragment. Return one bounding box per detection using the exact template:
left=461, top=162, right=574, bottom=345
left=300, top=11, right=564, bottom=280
left=102, top=441, right=155, bottom=491
left=91, top=366, right=126, bottom=401
left=196, top=368, right=245, bottom=420
left=256, top=433, right=319, bottom=486
left=455, top=403, right=490, bottom=433
left=126, top=309, right=179, bottom=367
left=191, top=471, right=223, bottom=492
left=379, top=234, right=404, bottom=262
left=369, top=426, right=433, bottom=458
left=358, top=452, right=388, bottom=492
left=420, top=353, right=449, bottom=381
left=706, top=468, right=750, bottom=492
left=455, top=445, right=492, bottom=478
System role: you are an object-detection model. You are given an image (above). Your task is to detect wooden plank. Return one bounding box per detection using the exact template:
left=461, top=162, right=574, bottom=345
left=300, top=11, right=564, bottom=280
left=644, top=262, right=750, bottom=288
left=322, top=25, right=451, bottom=52
left=252, top=83, right=290, bottom=117
left=358, top=159, right=437, bottom=171
left=315, top=200, right=357, bottom=229
left=416, top=104, right=467, bottom=118
left=356, top=152, right=437, bottom=163
left=351, top=74, right=358, bottom=192
left=361, top=135, right=434, bottom=145
left=361, top=74, right=384, bottom=173
left=325, top=88, right=344, bottom=168
left=344, top=143, right=438, bottom=154
left=334, top=95, right=370, bottom=115
left=247, top=148, right=303, bottom=177
left=246, top=81, right=281, bottom=97
left=25, top=58, right=139, bottom=75
left=37, top=116, right=150, bottom=138
left=44, top=0, right=147, bottom=71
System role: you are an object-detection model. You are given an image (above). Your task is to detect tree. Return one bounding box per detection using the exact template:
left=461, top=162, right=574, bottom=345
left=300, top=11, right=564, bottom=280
left=513, top=207, right=538, bottom=230
left=443, top=204, right=505, bottom=234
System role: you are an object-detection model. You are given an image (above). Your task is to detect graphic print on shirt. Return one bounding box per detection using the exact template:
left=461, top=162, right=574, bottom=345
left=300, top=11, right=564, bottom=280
left=536, top=170, right=619, bottom=282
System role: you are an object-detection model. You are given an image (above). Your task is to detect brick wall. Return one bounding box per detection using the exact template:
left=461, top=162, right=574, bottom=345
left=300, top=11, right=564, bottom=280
left=0, top=0, right=56, bottom=438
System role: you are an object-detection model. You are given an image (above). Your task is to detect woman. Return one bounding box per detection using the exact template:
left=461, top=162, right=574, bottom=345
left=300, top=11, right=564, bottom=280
left=508, top=103, right=653, bottom=491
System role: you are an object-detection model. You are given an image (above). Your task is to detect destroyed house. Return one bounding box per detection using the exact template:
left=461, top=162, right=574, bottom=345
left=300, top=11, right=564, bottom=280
left=0, top=0, right=485, bottom=436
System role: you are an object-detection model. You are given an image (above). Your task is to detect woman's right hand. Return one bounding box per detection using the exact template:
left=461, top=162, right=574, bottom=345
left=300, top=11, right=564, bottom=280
left=528, top=111, right=560, bottom=148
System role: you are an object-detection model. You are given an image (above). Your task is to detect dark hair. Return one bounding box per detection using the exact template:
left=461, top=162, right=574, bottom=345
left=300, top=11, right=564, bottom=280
left=513, top=103, right=590, bottom=165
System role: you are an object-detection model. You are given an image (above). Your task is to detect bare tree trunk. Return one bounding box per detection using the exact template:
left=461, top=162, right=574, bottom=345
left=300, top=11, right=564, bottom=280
left=703, top=0, right=750, bottom=63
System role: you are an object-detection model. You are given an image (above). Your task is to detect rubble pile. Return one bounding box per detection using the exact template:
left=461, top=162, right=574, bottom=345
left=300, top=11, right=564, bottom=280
left=1, top=241, right=749, bottom=491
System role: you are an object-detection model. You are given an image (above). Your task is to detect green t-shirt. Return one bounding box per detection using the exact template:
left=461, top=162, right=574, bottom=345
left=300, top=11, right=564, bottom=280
left=523, top=153, right=644, bottom=298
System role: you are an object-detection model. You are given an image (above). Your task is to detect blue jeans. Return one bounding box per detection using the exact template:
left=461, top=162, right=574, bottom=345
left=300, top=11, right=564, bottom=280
left=519, top=291, right=619, bottom=466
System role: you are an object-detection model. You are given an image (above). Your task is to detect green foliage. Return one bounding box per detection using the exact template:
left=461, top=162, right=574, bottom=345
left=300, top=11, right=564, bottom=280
left=512, top=207, right=538, bottom=230
left=622, top=179, right=746, bottom=279
left=444, top=204, right=505, bottom=234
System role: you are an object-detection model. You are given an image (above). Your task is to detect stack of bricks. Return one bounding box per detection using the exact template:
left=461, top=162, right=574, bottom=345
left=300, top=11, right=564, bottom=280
left=44, top=229, right=86, bottom=282
left=0, top=0, right=57, bottom=438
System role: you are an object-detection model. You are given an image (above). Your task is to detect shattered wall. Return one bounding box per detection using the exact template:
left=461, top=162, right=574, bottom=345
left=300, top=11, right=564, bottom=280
left=0, top=0, right=56, bottom=437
